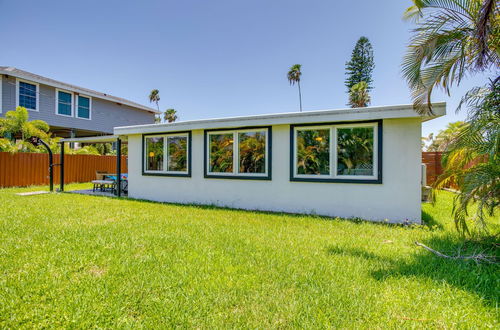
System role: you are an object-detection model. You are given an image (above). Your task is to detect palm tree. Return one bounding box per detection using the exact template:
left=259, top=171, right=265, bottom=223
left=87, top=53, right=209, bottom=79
left=348, top=81, right=371, bottom=108
left=148, top=89, right=161, bottom=123
left=426, top=121, right=467, bottom=151
left=0, top=107, right=49, bottom=140
left=287, top=64, right=303, bottom=112
left=432, top=80, right=499, bottom=236
left=164, top=109, right=178, bottom=123
left=402, top=0, right=499, bottom=114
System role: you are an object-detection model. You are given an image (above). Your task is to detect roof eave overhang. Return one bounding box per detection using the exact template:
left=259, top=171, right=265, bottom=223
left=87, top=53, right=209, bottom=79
left=114, top=102, right=446, bottom=135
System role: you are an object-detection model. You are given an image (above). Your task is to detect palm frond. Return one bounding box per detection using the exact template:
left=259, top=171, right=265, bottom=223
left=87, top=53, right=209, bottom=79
left=402, top=0, right=498, bottom=114
left=473, top=0, right=498, bottom=69
left=432, top=80, right=499, bottom=236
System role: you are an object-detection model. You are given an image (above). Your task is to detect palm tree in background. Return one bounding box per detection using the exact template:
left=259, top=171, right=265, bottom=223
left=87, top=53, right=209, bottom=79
left=287, top=64, right=303, bottom=112
left=348, top=81, right=371, bottom=108
left=0, top=107, right=49, bottom=140
left=148, top=89, right=161, bottom=123
left=402, top=0, right=499, bottom=114
left=426, top=121, right=467, bottom=151
left=164, top=109, right=178, bottom=123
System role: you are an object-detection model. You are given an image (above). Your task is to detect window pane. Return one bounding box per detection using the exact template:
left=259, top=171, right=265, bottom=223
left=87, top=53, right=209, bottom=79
left=19, top=82, right=37, bottom=110
left=337, top=127, right=374, bottom=176
left=78, top=96, right=90, bottom=108
left=20, top=82, right=36, bottom=95
left=78, top=106, right=89, bottom=118
left=239, top=131, right=266, bottom=173
left=58, top=91, right=72, bottom=115
left=78, top=96, right=90, bottom=118
left=209, top=133, right=233, bottom=173
left=59, top=91, right=71, bottom=103
left=59, top=104, right=72, bottom=115
left=296, top=129, right=330, bottom=175
left=167, top=136, right=188, bottom=172
left=146, top=137, right=164, bottom=171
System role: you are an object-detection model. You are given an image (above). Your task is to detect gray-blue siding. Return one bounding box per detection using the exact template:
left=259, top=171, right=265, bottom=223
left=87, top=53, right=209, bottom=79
left=1, top=76, right=154, bottom=134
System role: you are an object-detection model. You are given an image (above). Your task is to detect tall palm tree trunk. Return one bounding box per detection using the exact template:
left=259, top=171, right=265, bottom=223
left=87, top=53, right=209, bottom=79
left=155, top=101, right=160, bottom=122
left=298, top=81, right=303, bottom=112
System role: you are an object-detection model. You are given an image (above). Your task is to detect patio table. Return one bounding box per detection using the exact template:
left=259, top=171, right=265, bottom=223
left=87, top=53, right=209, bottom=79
left=92, top=179, right=115, bottom=192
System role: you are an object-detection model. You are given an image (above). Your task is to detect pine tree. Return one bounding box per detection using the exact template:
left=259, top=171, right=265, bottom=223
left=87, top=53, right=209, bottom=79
left=345, top=37, right=374, bottom=93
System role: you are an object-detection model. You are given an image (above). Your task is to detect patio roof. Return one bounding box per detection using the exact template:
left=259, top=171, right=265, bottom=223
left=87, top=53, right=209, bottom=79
left=60, top=135, right=127, bottom=143
left=59, top=135, right=125, bottom=197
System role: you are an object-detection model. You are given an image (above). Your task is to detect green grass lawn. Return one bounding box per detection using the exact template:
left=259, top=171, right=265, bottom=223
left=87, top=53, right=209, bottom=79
left=0, top=184, right=498, bottom=328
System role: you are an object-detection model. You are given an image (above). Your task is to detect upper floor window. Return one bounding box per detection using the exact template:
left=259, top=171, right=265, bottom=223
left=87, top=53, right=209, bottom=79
left=143, top=132, right=191, bottom=177
left=76, top=95, right=91, bottom=119
left=56, top=90, right=73, bottom=116
left=205, top=127, right=271, bottom=180
left=291, top=121, right=381, bottom=183
left=18, top=80, right=38, bottom=111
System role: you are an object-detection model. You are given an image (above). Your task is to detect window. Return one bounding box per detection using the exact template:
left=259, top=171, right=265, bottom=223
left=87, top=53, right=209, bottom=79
left=337, top=126, right=374, bottom=177
left=238, top=131, right=266, bottom=174
left=291, top=121, right=381, bottom=183
left=76, top=95, right=91, bottom=119
left=17, top=80, right=38, bottom=111
left=296, top=128, right=330, bottom=175
left=145, top=136, right=164, bottom=171
left=143, top=132, right=191, bottom=176
left=167, top=135, right=188, bottom=172
left=56, top=90, right=73, bottom=116
left=209, top=133, right=234, bottom=173
left=205, top=127, right=271, bottom=179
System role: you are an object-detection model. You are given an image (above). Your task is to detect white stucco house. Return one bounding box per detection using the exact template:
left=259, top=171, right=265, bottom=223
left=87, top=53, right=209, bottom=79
left=111, top=103, right=445, bottom=224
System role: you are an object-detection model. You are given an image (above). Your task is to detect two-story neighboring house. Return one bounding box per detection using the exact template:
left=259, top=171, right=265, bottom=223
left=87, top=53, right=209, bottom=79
left=0, top=67, right=158, bottom=137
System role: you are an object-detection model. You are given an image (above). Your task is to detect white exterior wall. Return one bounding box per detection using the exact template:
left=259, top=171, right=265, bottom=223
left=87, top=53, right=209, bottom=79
left=126, top=118, right=422, bottom=223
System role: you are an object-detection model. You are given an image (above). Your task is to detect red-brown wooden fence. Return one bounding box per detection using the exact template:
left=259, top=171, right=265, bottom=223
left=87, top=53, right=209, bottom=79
left=0, top=151, right=446, bottom=188
left=421, top=151, right=443, bottom=186
left=0, top=152, right=127, bottom=188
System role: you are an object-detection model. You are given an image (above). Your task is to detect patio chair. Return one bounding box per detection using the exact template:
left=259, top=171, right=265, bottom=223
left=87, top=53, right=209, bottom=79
left=95, top=171, right=108, bottom=180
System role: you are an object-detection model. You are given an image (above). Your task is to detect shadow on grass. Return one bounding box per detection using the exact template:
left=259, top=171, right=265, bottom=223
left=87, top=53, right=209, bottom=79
left=421, top=210, right=444, bottom=229
left=62, top=191, right=438, bottom=231
left=328, top=236, right=500, bottom=308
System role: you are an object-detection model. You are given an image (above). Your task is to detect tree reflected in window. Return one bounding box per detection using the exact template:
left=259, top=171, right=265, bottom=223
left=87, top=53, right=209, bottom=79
left=209, top=133, right=234, bottom=173
left=167, top=136, right=187, bottom=172
left=296, top=129, right=330, bottom=175
left=146, top=137, right=164, bottom=171
left=239, top=131, right=266, bottom=173
left=337, top=127, right=374, bottom=176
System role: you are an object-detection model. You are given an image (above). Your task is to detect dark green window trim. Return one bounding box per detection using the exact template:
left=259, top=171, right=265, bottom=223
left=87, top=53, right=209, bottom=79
left=204, top=126, right=272, bottom=181
left=142, top=131, right=192, bottom=177
left=290, top=119, right=383, bottom=184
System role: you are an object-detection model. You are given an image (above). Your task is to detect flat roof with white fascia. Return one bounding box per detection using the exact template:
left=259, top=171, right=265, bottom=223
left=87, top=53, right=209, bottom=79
left=114, top=102, right=446, bottom=136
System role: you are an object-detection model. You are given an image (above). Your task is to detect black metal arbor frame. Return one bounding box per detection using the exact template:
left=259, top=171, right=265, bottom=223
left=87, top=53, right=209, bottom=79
left=28, top=136, right=57, bottom=192
left=58, top=136, right=124, bottom=197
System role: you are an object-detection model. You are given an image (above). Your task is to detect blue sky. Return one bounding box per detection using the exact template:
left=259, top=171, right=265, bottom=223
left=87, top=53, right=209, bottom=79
left=0, top=0, right=493, bottom=137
